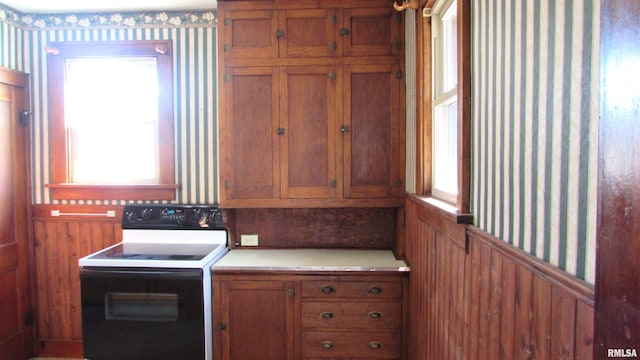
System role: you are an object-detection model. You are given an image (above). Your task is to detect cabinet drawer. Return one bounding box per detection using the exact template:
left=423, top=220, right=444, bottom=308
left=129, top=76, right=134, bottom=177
left=301, top=302, right=401, bottom=329
left=301, top=281, right=401, bottom=299
left=301, top=331, right=401, bottom=359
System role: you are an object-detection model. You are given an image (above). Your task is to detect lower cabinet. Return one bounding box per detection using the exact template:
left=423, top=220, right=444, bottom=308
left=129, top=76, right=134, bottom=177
left=212, top=273, right=408, bottom=360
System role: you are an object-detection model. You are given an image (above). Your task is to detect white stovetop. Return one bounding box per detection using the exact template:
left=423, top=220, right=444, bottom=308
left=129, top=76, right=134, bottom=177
left=211, top=249, right=410, bottom=272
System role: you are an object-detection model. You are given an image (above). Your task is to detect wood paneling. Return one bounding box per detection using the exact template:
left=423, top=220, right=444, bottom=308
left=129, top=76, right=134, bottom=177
left=404, top=197, right=594, bottom=360
left=226, top=207, right=397, bottom=249
left=32, top=205, right=121, bottom=357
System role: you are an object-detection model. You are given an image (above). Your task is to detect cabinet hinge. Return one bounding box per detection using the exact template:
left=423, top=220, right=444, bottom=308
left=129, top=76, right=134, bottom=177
left=223, top=44, right=230, bottom=52
left=394, top=71, right=403, bottom=79
left=395, top=40, right=403, bottom=50
left=218, top=322, right=227, bottom=330
left=224, top=18, right=231, bottom=25
left=330, top=15, right=337, bottom=23
left=224, top=74, right=232, bottom=82
left=287, top=288, right=295, bottom=297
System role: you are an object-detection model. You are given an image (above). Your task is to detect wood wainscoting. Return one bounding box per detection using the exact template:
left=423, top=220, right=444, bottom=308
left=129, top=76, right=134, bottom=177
left=403, top=196, right=594, bottom=359
left=31, top=205, right=123, bottom=358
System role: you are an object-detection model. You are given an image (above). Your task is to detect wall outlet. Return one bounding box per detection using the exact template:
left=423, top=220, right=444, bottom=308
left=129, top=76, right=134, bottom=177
left=240, top=234, right=259, bottom=246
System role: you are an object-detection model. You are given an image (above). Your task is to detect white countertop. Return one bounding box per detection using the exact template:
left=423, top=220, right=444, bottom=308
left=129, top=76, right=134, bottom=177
left=211, top=249, right=410, bottom=272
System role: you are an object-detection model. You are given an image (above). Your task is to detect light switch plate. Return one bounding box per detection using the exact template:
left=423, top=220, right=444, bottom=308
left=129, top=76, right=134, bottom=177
left=240, top=234, right=259, bottom=246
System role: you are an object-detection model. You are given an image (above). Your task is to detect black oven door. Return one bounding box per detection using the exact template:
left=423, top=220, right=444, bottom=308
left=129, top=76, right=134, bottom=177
left=80, top=267, right=204, bottom=360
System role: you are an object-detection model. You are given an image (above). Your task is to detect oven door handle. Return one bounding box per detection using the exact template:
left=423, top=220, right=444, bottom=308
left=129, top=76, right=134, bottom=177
left=80, top=267, right=202, bottom=280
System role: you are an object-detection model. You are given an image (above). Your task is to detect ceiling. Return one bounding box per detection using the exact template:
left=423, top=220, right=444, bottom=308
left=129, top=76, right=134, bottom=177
left=1, top=0, right=216, bottom=13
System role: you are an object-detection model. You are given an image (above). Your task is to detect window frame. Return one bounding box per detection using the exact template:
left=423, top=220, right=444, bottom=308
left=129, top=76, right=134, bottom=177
left=416, top=0, right=471, bottom=215
left=45, top=40, right=178, bottom=200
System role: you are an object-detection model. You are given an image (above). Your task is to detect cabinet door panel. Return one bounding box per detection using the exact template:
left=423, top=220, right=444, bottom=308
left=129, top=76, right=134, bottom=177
left=342, top=8, right=401, bottom=57
left=343, top=64, right=401, bottom=199
left=280, top=9, right=337, bottom=58
left=222, top=10, right=278, bottom=59
left=280, top=66, right=337, bottom=199
left=220, top=68, right=280, bottom=201
left=218, top=280, right=295, bottom=360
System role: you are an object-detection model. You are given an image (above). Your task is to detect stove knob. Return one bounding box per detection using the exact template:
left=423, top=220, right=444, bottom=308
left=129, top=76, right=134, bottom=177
left=125, top=211, right=138, bottom=223
left=141, top=208, right=153, bottom=219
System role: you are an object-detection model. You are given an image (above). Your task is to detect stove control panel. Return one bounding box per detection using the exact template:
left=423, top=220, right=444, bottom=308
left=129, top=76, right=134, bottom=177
left=122, top=204, right=224, bottom=229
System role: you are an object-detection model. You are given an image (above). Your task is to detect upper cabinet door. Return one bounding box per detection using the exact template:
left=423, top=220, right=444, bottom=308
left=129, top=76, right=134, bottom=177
left=279, top=9, right=338, bottom=58
left=219, top=67, right=280, bottom=204
left=279, top=66, right=338, bottom=199
left=343, top=63, right=403, bottom=199
left=341, top=8, right=402, bottom=57
left=221, top=10, right=279, bottom=60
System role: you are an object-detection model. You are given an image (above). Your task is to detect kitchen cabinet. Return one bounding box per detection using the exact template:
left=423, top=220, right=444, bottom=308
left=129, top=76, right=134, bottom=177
left=212, top=249, right=409, bottom=360
left=212, top=273, right=408, bottom=360
left=220, top=5, right=402, bottom=60
left=217, top=0, right=405, bottom=208
left=215, top=278, right=296, bottom=360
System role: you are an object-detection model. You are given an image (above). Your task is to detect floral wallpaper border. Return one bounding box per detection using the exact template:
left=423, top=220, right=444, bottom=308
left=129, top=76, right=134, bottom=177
left=0, top=3, right=217, bottom=29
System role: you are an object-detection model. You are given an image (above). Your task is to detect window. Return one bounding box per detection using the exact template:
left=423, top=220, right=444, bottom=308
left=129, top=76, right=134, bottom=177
left=418, top=0, right=470, bottom=213
left=46, top=41, right=178, bottom=200
left=432, top=0, right=458, bottom=203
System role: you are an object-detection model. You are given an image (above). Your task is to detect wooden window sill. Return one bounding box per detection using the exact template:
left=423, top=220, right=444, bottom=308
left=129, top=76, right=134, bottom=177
left=409, top=194, right=474, bottom=225
left=408, top=194, right=473, bottom=249
left=45, top=183, right=180, bottom=201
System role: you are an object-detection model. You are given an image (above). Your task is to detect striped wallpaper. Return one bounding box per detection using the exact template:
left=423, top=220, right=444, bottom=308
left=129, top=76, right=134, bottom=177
left=0, top=5, right=219, bottom=205
left=471, top=0, right=599, bottom=283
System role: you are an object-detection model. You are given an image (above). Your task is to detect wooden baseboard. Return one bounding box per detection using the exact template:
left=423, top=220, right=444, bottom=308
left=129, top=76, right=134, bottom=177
left=38, top=340, right=83, bottom=358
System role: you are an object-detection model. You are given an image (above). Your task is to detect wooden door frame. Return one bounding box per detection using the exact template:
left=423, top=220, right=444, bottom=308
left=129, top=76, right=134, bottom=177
left=595, top=1, right=640, bottom=357
left=0, top=66, right=35, bottom=358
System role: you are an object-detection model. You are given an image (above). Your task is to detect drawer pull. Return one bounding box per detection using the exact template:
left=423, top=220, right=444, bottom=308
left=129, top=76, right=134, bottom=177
left=321, top=285, right=335, bottom=294
left=368, top=311, right=383, bottom=318
left=321, top=312, right=334, bottom=319
left=369, top=341, right=382, bottom=349
left=321, top=341, right=334, bottom=349
left=368, top=285, right=383, bottom=294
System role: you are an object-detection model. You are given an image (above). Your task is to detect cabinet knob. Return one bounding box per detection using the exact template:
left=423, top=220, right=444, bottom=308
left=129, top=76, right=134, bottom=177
left=320, top=285, right=335, bottom=294
left=369, top=341, right=382, bottom=349
left=340, top=125, right=349, bottom=134
left=368, top=311, right=383, bottom=318
left=340, top=28, right=349, bottom=36
left=321, top=311, right=334, bottom=319
left=275, top=30, right=285, bottom=38
left=321, top=341, right=334, bottom=349
left=218, top=322, right=227, bottom=330
left=368, top=285, right=382, bottom=294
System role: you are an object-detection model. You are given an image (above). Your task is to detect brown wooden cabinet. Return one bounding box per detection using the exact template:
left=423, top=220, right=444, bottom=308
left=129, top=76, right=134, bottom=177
left=212, top=272, right=408, bottom=360
left=217, top=0, right=405, bottom=208
left=215, top=278, right=296, bottom=360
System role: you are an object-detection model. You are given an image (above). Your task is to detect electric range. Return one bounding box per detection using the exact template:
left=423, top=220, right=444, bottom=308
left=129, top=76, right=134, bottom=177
left=79, top=204, right=228, bottom=360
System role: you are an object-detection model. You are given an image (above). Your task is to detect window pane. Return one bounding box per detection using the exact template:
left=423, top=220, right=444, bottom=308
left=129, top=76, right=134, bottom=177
left=433, top=98, right=458, bottom=198
left=65, top=57, right=159, bottom=184
left=442, top=1, right=458, bottom=92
